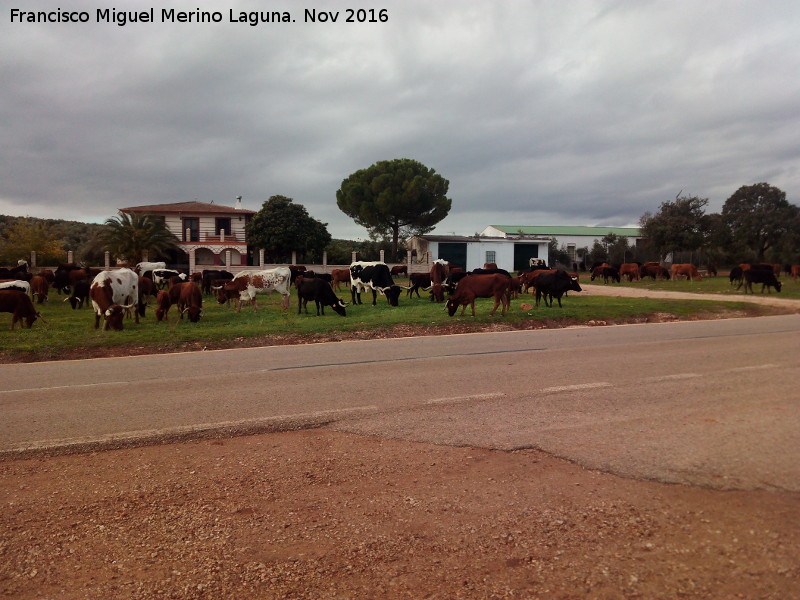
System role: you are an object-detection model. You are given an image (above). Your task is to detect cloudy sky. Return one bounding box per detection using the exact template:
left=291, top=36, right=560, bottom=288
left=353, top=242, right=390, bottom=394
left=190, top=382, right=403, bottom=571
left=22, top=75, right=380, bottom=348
left=2, top=1, right=799, bottom=240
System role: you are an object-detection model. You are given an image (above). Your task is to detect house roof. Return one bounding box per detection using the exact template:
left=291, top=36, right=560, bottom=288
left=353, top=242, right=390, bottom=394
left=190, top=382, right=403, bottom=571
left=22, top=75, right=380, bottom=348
left=412, top=234, right=547, bottom=243
left=120, top=201, right=255, bottom=215
left=487, top=225, right=641, bottom=237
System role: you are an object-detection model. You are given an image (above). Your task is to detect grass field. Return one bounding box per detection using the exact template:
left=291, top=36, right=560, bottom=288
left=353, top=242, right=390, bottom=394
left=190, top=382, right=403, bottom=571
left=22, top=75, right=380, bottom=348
left=0, top=275, right=790, bottom=362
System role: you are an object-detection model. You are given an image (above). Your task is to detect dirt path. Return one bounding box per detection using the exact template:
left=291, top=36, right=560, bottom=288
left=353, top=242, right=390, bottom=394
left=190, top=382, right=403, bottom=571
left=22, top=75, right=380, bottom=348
left=2, top=287, right=798, bottom=599
left=581, top=282, right=800, bottom=309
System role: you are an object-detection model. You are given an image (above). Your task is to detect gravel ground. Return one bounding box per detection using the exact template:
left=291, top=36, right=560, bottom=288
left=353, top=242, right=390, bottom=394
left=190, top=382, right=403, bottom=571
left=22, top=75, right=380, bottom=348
left=1, top=430, right=798, bottom=600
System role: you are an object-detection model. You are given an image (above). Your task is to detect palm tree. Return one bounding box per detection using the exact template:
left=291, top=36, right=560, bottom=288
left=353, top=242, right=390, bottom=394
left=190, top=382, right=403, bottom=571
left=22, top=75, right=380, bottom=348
left=94, top=211, right=180, bottom=263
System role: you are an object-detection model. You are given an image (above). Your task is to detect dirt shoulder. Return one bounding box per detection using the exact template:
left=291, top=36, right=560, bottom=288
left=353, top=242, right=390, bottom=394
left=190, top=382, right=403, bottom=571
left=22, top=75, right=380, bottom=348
left=2, top=430, right=798, bottom=600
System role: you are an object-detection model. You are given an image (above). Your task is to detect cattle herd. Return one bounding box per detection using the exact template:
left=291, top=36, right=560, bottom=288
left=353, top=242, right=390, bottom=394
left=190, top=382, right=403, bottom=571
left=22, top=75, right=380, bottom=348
left=1, top=257, right=798, bottom=330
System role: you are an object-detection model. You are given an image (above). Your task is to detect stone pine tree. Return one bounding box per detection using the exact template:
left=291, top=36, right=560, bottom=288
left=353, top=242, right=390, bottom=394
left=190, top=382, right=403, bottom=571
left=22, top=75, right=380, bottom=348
left=246, top=195, right=331, bottom=263
left=336, top=158, right=451, bottom=260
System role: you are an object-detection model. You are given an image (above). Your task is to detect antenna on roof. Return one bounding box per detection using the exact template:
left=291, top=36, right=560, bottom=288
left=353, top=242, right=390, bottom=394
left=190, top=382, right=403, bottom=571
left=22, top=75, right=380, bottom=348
left=235, top=196, right=242, bottom=210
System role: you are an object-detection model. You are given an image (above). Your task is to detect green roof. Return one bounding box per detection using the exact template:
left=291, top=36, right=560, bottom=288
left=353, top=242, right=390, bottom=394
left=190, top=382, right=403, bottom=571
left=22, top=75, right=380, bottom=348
left=489, top=225, right=641, bottom=237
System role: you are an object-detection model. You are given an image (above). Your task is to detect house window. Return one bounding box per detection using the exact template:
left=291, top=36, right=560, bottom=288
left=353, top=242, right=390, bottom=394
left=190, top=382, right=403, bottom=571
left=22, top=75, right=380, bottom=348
left=215, top=217, right=232, bottom=236
left=182, top=217, right=199, bottom=242
left=485, top=250, right=496, bottom=265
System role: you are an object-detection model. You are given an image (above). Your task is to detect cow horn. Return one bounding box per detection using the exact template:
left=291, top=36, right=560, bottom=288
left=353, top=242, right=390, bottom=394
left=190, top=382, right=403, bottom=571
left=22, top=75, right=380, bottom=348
left=63, top=297, right=70, bottom=303
left=180, top=307, right=187, bottom=314
left=36, top=313, right=47, bottom=323
left=421, top=285, right=433, bottom=291
left=211, top=285, right=222, bottom=290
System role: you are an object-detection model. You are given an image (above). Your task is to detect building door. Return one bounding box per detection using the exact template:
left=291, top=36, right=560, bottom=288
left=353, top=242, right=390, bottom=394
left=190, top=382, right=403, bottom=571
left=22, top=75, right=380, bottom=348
left=182, top=217, right=199, bottom=242
left=438, top=243, right=467, bottom=271
left=513, top=243, right=539, bottom=271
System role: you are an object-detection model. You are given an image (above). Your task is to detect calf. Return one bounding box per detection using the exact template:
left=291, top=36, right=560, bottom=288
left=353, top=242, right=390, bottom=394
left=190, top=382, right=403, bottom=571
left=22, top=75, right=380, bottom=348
left=534, top=270, right=582, bottom=308
left=446, top=273, right=510, bottom=317
left=0, top=289, right=42, bottom=329
left=297, top=277, right=347, bottom=316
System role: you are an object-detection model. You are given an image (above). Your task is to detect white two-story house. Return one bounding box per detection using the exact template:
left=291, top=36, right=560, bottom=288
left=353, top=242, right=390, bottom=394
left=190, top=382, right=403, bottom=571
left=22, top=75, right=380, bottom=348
left=121, top=199, right=255, bottom=272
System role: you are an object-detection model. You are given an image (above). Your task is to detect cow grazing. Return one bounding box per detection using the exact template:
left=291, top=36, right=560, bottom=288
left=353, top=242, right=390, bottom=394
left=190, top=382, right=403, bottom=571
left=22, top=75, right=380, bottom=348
left=155, top=290, right=171, bottom=322
left=214, top=267, right=291, bottom=312
left=52, top=263, right=82, bottom=294
left=619, top=263, right=641, bottom=282
left=29, top=275, right=49, bottom=304
left=66, top=279, right=90, bottom=309
left=89, top=268, right=139, bottom=330
left=429, top=260, right=450, bottom=303
left=169, top=282, right=203, bottom=321
left=589, top=262, right=610, bottom=281
left=331, top=268, right=352, bottom=292
left=671, top=263, right=702, bottom=281
left=349, top=262, right=402, bottom=306
left=729, top=266, right=744, bottom=287
left=407, top=273, right=432, bottom=298
left=534, top=270, right=582, bottom=308
left=641, top=263, right=670, bottom=281
left=446, top=273, right=511, bottom=317
left=201, top=269, right=233, bottom=295
left=390, top=265, right=408, bottom=276
left=520, top=269, right=556, bottom=293
left=297, top=277, right=347, bottom=316
left=0, top=290, right=42, bottom=329
left=740, top=269, right=782, bottom=294
left=600, top=266, right=621, bottom=284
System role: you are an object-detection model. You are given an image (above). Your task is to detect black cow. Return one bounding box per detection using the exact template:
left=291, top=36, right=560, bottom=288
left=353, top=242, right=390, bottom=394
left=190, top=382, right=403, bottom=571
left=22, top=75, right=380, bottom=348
left=349, top=262, right=402, bottom=306
left=297, top=277, right=346, bottom=316
left=534, top=270, right=582, bottom=307
left=601, top=266, right=621, bottom=284
left=740, top=269, right=782, bottom=294
left=729, top=266, right=744, bottom=287
left=201, top=269, right=233, bottom=295
left=66, top=279, right=90, bottom=309
left=407, top=273, right=432, bottom=298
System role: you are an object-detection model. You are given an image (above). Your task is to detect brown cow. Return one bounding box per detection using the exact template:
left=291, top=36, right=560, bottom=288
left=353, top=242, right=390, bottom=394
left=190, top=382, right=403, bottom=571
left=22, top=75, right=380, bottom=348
left=0, top=289, right=42, bottom=329
left=641, top=263, right=670, bottom=280
left=29, top=275, right=49, bottom=304
left=791, top=265, right=800, bottom=280
left=390, top=265, right=408, bottom=276
left=89, top=268, right=139, bottom=330
left=671, top=263, right=702, bottom=281
left=169, top=282, right=203, bottom=322
left=619, top=263, right=640, bottom=282
left=446, top=273, right=511, bottom=317
left=331, top=268, right=352, bottom=292
left=155, top=289, right=171, bottom=322
left=430, top=260, right=450, bottom=303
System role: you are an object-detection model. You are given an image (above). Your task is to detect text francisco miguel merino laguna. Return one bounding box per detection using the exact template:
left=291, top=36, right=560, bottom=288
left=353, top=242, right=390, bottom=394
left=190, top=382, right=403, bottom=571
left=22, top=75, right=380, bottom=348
left=9, top=7, right=390, bottom=26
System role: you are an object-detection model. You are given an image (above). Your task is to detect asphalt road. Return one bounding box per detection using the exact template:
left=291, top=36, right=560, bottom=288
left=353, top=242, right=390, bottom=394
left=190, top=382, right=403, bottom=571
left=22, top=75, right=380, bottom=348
left=1, top=313, right=798, bottom=491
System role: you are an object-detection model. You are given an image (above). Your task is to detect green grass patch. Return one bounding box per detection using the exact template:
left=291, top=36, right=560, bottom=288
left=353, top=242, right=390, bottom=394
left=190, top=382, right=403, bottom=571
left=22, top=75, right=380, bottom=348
left=0, top=287, right=782, bottom=363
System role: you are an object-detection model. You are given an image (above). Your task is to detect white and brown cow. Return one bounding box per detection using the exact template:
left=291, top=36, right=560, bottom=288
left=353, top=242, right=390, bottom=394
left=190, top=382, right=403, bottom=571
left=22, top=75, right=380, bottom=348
left=89, top=268, right=139, bottom=330
left=213, top=267, right=291, bottom=312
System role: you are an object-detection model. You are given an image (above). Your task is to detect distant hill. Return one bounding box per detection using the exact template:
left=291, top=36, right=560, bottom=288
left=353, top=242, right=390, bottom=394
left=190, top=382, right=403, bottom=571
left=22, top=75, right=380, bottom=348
left=0, top=214, right=105, bottom=262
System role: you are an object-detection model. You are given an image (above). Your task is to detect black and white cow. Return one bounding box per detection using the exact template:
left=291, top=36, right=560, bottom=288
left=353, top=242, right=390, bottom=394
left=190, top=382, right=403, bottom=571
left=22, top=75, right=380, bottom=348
left=152, top=269, right=186, bottom=289
left=349, top=261, right=402, bottom=306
